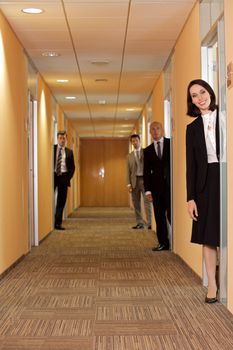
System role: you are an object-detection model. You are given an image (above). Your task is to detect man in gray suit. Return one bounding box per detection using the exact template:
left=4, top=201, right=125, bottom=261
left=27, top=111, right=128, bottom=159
left=127, top=134, right=152, bottom=229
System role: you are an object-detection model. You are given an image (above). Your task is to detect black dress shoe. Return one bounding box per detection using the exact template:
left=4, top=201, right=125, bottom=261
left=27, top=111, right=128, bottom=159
left=205, top=295, right=218, bottom=304
left=55, top=225, right=65, bottom=230
left=205, top=289, right=218, bottom=304
left=152, top=244, right=169, bottom=251
left=132, top=224, right=144, bottom=229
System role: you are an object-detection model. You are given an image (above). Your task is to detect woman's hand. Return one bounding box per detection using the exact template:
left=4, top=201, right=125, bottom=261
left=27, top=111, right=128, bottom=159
left=187, top=200, right=198, bottom=221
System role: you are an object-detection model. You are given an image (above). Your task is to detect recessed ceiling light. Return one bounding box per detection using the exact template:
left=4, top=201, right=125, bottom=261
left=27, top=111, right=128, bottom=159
left=91, top=60, right=110, bottom=65
left=98, top=100, right=106, bottom=105
left=95, top=78, right=108, bottom=82
left=65, top=96, right=76, bottom=100
left=57, top=79, right=69, bottom=83
left=42, top=51, right=60, bottom=57
left=126, top=108, right=135, bottom=111
left=22, top=8, right=44, bottom=14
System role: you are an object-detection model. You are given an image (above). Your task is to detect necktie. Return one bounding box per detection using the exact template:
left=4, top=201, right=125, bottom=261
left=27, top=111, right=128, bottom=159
left=136, top=150, right=140, bottom=160
left=157, top=141, right=162, bottom=159
left=56, top=147, right=62, bottom=175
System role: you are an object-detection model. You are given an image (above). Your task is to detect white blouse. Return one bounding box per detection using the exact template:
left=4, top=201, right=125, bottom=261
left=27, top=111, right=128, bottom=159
left=202, top=109, right=218, bottom=163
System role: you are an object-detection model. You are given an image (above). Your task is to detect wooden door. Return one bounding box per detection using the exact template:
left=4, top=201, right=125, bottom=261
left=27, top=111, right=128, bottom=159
left=80, top=139, right=129, bottom=206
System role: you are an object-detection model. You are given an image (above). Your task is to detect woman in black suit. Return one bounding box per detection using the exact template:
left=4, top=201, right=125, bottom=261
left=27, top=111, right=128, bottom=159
left=186, top=79, right=219, bottom=304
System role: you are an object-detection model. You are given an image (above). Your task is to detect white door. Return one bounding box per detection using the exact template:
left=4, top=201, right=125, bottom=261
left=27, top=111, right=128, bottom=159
left=28, top=94, right=39, bottom=248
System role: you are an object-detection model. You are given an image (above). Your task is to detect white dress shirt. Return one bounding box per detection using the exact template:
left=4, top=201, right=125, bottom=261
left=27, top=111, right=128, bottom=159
left=202, top=109, right=218, bottom=163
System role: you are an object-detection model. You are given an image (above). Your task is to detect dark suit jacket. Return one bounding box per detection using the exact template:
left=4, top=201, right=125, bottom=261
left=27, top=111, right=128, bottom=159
left=143, top=138, right=170, bottom=196
left=186, top=110, right=219, bottom=201
left=54, top=145, right=75, bottom=187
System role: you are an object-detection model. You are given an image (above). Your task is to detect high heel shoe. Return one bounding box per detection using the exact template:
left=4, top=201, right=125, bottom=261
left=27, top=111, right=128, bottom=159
left=205, top=288, right=218, bottom=304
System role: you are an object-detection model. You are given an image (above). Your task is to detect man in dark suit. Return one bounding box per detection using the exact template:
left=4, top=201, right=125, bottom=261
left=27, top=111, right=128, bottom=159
left=144, top=121, right=171, bottom=251
left=54, top=130, right=75, bottom=230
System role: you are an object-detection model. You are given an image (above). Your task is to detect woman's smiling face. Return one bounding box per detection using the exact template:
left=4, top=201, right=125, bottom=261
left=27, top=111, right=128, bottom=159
left=189, top=84, right=211, bottom=114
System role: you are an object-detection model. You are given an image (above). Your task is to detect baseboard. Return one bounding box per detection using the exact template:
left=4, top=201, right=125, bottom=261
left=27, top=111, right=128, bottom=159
left=0, top=254, right=26, bottom=280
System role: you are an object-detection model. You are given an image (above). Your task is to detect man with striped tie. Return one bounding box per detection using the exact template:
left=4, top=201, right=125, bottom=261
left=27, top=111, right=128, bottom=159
left=54, top=130, right=75, bottom=230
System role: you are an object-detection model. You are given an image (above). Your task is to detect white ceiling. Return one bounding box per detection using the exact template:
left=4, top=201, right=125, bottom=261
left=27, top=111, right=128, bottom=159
left=0, top=0, right=196, bottom=137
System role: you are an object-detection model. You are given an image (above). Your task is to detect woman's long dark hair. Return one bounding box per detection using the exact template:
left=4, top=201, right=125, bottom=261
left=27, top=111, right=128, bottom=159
left=187, top=79, right=217, bottom=117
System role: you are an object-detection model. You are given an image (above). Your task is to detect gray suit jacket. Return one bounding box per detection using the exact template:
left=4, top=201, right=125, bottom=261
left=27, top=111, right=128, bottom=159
left=127, top=149, right=144, bottom=189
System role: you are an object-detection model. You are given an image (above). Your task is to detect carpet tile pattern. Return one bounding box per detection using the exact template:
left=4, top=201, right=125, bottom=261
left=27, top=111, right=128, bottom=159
left=0, top=207, right=233, bottom=349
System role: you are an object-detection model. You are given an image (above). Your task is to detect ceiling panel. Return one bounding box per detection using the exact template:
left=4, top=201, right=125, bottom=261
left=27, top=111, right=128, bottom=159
left=130, top=2, right=194, bottom=17
left=64, top=2, right=129, bottom=17
left=16, top=30, right=70, bottom=42
left=0, top=0, right=196, bottom=138
left=68, top=18, right=127, bottom=30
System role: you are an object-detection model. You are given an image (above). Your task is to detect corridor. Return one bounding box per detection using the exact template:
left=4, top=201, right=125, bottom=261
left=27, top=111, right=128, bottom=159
left=0, top=208, right=233, bottom=349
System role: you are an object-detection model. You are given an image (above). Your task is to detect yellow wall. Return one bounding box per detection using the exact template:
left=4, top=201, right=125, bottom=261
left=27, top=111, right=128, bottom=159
left=37, top=76, right=53, bottom=240
left=0, top=12, right=29, bottom=273
left=152, top=74, right=164, bottom=124
left=66, top=120, right=78, bottom=215
left=224, top=0, right=233, bottom=314
left=172, top=2, right=202, bottom=276
left=56, top=104, right=65, bottom=130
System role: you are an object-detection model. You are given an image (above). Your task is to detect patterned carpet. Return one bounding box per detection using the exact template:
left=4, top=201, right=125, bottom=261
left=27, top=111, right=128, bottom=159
left=0, top=207, right=233, bottom=349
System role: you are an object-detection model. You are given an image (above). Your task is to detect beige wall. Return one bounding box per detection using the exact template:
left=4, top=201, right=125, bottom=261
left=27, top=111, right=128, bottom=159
left=172, top=2, right=202, bottom=276
left=224, top=0, right=233, bottom=314
left=152, top=74, right=164, bottom=124
left=0, top=12, right=29, bottom=273
left=141, top=107, right=147, bottom=148
left=37, top=76, right=53, bottom=240
left=56, top=104, right=65, bottom=130
left=66, top=120, right=78, bottom=215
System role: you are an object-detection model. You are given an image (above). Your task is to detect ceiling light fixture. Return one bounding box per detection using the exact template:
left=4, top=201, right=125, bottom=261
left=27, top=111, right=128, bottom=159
left=57, top=79, right=69, bottom=83
left=95, top=78, right=108, bottom=82
left=91, top=60, right=110, bottom=65
left=22, top=8, right=44, bottom=14
left=98, top=100, right=106, bottom=105
left=42, top=51, right=60, bottom=57
left=126, top=108, right=135, bottom=111
left=65, top=96, right=76, bottom=100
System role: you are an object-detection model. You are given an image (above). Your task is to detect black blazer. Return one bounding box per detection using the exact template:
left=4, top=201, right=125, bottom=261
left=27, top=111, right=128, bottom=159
left=186, top=110, right=219, bottom=201
left=143, top=138, right=170, bottom=195
left=54, top=145, right=75, bottom=187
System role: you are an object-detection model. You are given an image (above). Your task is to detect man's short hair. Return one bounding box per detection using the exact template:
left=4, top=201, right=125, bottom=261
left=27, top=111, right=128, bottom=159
left=57, top=130, right=67, bottom=138
left=130, top=134, right=140, bottom=141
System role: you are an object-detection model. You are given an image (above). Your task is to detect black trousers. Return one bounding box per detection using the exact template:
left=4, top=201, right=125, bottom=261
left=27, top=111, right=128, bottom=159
left=54, top=173, right=69, bottom=227
left=152, top=186, right=171, bottom=247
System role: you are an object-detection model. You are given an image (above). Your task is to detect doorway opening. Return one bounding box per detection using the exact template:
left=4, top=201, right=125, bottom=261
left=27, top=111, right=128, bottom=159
left=28, top=93, right=39, bottom=248
left=201, top=17, right=227, bottom=305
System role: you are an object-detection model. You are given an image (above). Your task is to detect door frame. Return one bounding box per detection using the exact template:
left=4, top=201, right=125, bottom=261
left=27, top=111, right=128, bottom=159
left=28, top=93, right=39, bottom=248
left=201, top=17, right=228, bottom=305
